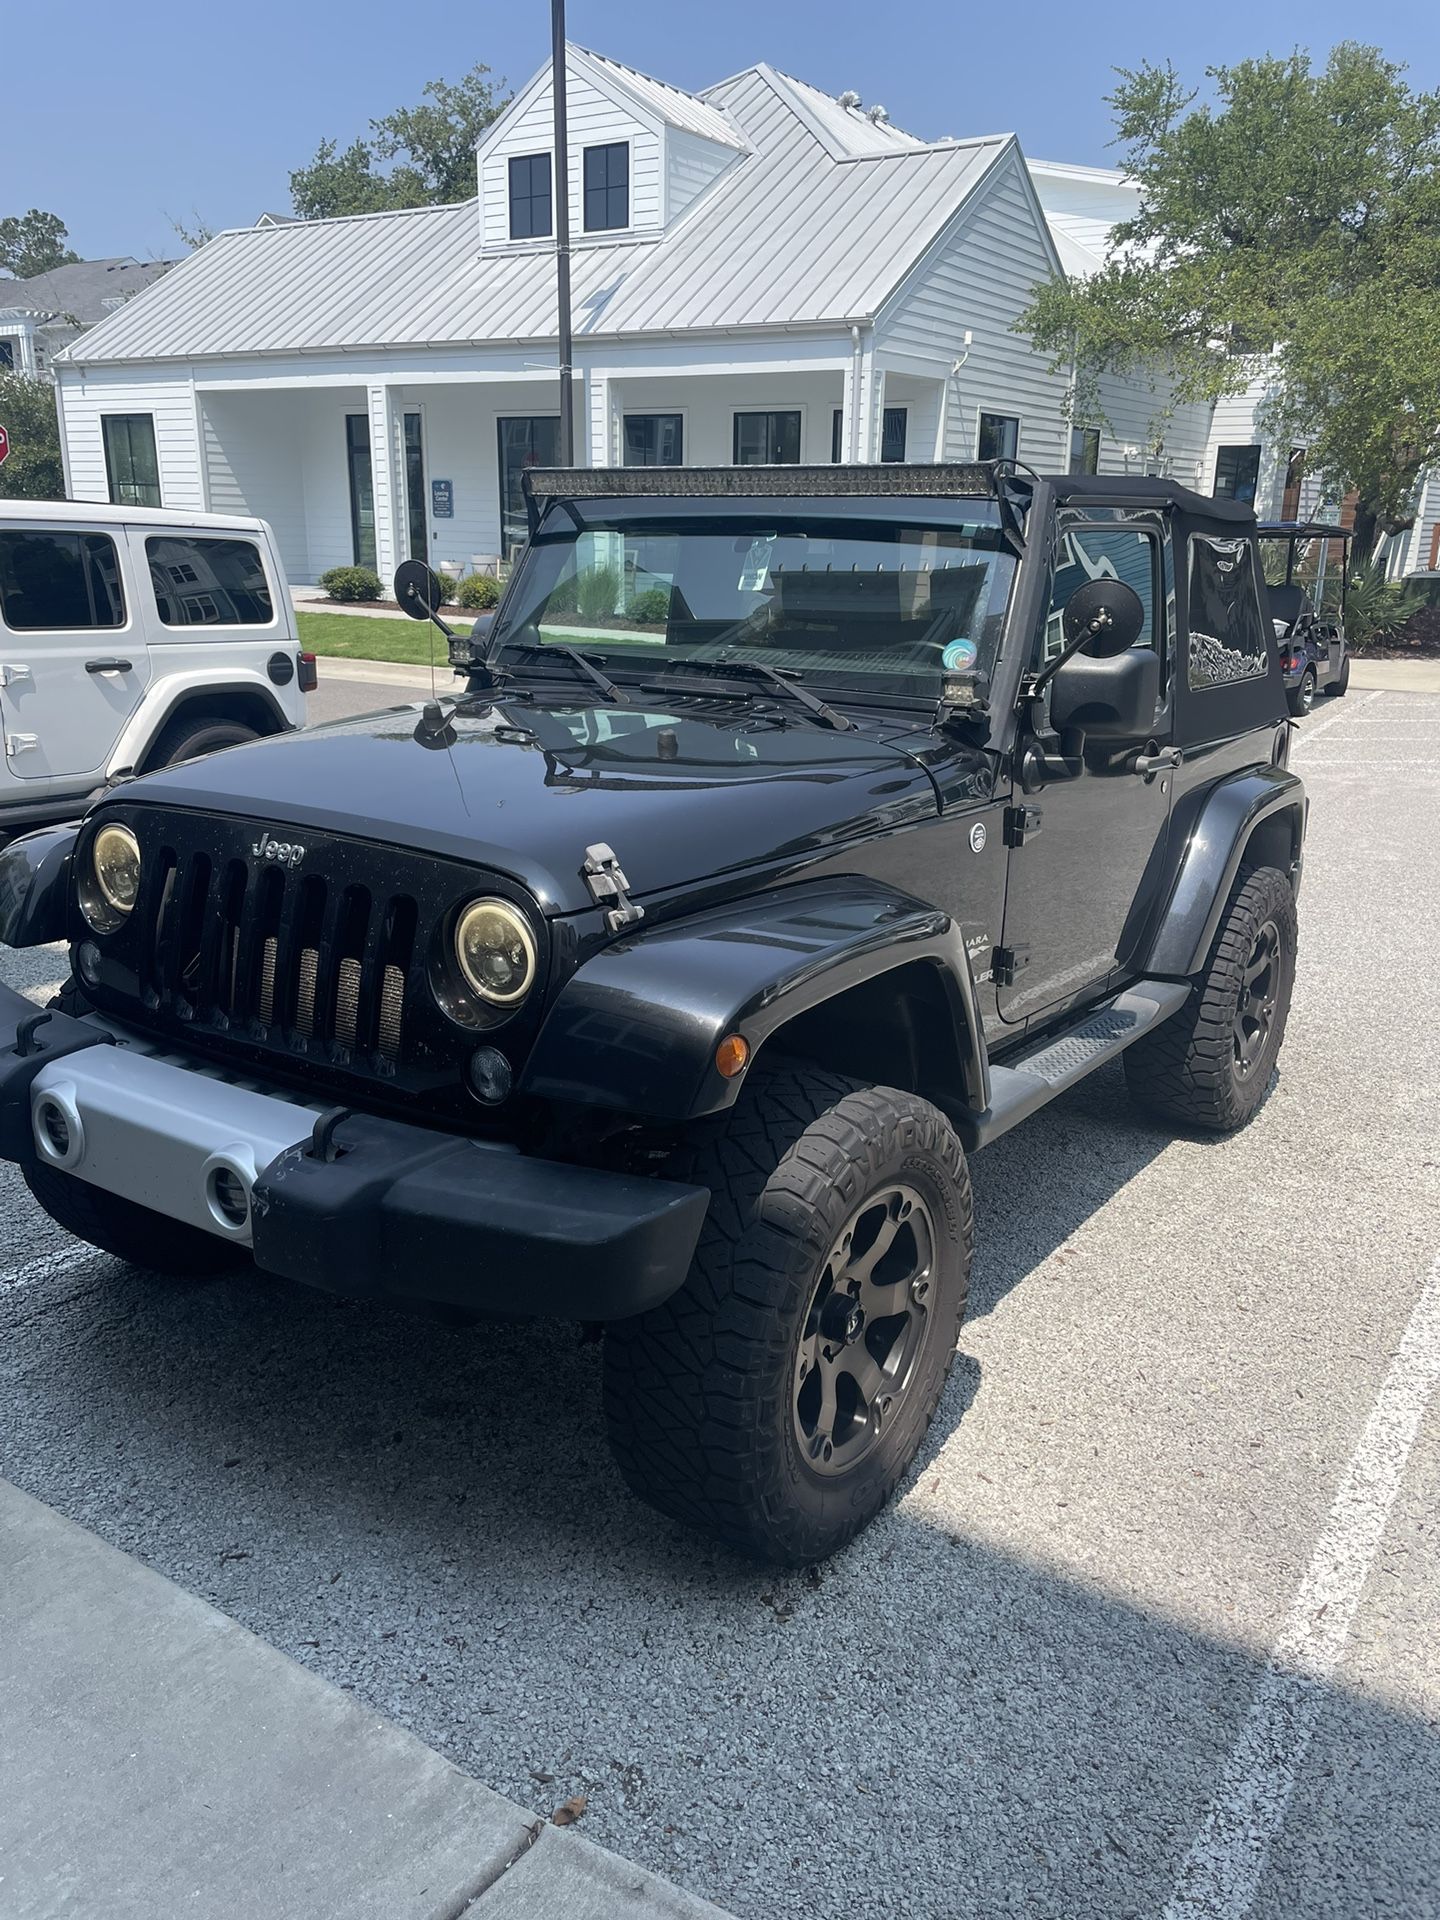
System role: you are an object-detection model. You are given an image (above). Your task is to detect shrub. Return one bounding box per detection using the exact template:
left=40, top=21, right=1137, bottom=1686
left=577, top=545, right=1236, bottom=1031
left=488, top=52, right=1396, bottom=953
left=456, top=572, right=502, bottom=610
left=319, top=565, right=382, bottom=603
left=1343, top=560, right=1427, bottom=649
left=578, top=565, right=621, bottom=623
left=629, top=586, right=672, bottom=626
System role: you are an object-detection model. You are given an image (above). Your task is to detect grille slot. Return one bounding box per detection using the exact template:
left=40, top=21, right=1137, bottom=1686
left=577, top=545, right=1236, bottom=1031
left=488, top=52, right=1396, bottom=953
left=136, top=833, right=417, bottom=1067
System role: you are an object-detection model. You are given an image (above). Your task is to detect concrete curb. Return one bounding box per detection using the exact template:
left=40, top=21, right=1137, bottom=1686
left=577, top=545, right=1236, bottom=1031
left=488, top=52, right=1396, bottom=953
left=313, top=655, right=446, bottom=691
left=1347, top=657, right=1440, bottom=693
left=0, top=1480, right=731, bottom=1920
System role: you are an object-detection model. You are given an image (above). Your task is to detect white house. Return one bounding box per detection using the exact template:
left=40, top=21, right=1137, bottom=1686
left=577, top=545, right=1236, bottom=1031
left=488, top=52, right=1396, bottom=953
left=53, top=47, right=1222, bottom=587
left=1, top=257, right=175, bottom=383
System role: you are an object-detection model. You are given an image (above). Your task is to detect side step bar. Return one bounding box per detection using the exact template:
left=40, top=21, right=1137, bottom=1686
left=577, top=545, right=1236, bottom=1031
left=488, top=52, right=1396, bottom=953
left=958, top=979, right=1191, bottom=1150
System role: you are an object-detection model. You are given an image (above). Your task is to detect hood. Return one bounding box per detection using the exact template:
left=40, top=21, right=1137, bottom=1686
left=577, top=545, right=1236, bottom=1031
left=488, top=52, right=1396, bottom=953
left=121, top=696, right=943, bottom=914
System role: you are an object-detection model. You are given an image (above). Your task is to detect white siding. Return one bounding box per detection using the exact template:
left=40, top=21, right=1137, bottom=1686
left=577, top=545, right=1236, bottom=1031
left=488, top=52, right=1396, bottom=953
left=200, top=391, right=309, bottom=581
left=1091, top=371, right=1212, bottom=487
left=665, top=128, right=735, bottom=223
left=878, top=145, right=1072, bottom=471
left=57, top=366, right=204, bottom=510
left=479, top=69, right=662, bottom=249
left=1392, top=470, right=1440, bottom=577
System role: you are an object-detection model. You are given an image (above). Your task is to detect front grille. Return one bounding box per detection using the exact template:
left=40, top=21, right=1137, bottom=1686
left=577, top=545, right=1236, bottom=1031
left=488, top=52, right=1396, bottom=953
left=139, top=844, right=420, bottom=1066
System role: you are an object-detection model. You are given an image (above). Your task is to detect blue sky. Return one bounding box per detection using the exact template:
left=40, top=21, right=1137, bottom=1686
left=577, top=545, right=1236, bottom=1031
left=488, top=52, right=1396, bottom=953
left=8, top=0, right=1438, bottom=263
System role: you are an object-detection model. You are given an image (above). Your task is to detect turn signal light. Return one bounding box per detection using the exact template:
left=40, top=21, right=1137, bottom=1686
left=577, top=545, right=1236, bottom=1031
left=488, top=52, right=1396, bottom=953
left=715, top=1033, right=750, bottom=1079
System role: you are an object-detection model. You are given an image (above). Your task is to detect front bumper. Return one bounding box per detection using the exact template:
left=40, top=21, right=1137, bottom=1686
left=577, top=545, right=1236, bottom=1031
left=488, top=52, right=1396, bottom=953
left=0, top=983, right=709, bottom=1320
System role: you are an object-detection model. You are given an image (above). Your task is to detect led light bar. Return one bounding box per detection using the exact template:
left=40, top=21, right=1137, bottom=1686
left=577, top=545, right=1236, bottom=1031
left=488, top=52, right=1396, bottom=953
left=522, top=462, right=1001, bottom=505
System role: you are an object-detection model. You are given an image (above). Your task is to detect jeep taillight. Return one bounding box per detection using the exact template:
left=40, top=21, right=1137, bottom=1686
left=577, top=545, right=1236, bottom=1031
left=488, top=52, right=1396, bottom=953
left=298, top=651, right=318, bottom=693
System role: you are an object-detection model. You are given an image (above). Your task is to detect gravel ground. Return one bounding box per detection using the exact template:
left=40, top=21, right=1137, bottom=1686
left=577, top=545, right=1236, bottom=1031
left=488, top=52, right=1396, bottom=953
left=2, top=688, right=1437, bottom=1919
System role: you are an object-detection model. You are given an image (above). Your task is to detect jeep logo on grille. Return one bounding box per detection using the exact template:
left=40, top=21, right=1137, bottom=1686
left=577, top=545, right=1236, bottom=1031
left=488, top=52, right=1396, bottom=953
left=251, top=831, right=306, bottom=869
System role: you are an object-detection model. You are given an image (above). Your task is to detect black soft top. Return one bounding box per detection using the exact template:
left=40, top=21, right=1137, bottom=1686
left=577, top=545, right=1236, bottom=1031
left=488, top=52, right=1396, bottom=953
left=1049, top=474, right=1255, bottom=523
left=1255, top=520, right=1352, bottom=541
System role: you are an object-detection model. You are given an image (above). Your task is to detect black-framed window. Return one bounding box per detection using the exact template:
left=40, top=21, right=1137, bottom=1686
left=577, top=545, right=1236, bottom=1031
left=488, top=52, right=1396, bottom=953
left=1214, top=444, right=1261, bottom=505
left=1069, top=426, right=1100, bottom=475
left=0, top=530, right=125, bottom=630
left=145, top=536, right=273, bottom=626
left=881, top=406, right=908, bottom=464
left=831, top=407, right=844, bottom=463
left=404, top=411, right=427, bottom=561
left=498, top=415, right=561, bottom=557
left=508, top=153, right=552, bottom=240
left=977, top=411, right=1019, bottom=462
left=622, top=413, right=683, bottom=467
left=0, top=339, right=14, bottom=370
left=733, top=410, right=801, bottom=466
left=102, top=414, right=161, bottom=508
left=345, top=414, right=376, bottom=570
left=583, top=142, right=629, bottom=231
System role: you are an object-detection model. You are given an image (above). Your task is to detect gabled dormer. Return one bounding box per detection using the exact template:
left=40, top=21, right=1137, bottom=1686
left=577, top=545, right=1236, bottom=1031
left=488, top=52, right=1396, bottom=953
left=476, top=44, right=746, bottom=251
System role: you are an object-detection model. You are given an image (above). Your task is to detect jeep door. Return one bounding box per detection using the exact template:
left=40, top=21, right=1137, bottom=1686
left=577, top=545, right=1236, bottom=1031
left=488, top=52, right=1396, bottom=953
left=0, top=520, right=150, bottom=788
left=996, top=516, right=1174, bottom=1024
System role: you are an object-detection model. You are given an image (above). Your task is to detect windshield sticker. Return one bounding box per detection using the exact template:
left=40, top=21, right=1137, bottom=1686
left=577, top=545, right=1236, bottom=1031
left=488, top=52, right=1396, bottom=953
left=737, top=536, right=777, bottom=593
left=943, top=639, right=979, bottom=671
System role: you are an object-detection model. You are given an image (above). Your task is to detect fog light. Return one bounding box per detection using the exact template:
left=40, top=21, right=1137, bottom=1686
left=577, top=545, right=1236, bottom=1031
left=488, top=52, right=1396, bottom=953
left=467, top=1045, right=513, bottom=1104
left=77, top=941, right=102, bottom=989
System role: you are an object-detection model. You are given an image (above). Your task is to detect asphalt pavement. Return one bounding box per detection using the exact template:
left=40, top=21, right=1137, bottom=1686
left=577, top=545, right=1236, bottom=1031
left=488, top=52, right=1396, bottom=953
left=1, top=686, right=1436, bottom=1918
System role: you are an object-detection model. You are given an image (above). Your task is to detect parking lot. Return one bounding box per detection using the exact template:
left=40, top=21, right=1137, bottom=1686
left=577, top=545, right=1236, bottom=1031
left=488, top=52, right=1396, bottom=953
left=1, top=684, right=1436, bottom=1919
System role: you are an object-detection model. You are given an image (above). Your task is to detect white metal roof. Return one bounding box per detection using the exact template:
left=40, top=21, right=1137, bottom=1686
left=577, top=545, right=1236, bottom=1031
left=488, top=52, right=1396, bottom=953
left=571, top=46, right=747, bottom=149
left=62, top=59, right=1011, bottom=364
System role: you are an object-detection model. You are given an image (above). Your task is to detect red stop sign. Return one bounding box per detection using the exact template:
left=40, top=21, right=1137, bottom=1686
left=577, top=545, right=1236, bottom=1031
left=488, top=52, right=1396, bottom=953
left=0, top=425, right=9, bottom=466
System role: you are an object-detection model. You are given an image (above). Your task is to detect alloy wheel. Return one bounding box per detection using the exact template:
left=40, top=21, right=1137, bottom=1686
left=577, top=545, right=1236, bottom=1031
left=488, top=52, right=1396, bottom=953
left=1234, top=918, right=1281, bottom=1079
left=792, top=1183, right=937, bottom=1476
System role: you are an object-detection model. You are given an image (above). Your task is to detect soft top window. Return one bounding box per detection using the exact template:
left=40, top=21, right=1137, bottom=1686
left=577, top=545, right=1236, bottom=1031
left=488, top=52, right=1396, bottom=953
left=1187, top=535, right=1268, bottom=690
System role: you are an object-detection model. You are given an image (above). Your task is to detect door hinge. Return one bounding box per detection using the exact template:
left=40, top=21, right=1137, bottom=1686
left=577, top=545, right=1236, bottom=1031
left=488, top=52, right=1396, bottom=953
left=582, top=842, right=645, bottom=934
left=5, top=733, right=39, bottom=756
left=1003, top=804, right=1043, bottom=848
left=0, top=663, right=33, bottom=688
left=991, top=945, right=1030, bottom=988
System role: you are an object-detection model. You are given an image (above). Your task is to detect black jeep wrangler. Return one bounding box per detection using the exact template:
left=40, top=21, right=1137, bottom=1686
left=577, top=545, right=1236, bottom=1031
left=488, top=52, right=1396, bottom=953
left=0, top=464, right=1304, bottom=1565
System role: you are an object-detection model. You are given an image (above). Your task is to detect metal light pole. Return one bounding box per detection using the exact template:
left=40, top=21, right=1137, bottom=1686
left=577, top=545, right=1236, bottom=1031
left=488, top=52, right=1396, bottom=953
left=552, top=0, right=574, bottom=466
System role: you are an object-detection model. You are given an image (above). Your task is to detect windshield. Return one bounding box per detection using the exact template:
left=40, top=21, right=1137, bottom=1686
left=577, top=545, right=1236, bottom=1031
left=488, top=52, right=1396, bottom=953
left=492, top=509, right=1017, bottom=701
left=1259, top=533, right=1348, bottom=617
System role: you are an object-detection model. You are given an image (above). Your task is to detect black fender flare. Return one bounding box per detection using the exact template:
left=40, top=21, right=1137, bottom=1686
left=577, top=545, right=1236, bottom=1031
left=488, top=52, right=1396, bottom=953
left=0, top=824, right=78, bottom=949
left=519, top=878, right=991, bottom=1123
left=1144, top=765, right=1306, bottom=978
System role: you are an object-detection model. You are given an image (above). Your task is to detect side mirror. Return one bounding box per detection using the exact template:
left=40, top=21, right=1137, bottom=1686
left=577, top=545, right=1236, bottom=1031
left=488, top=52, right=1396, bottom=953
left=1061, top=578, right=1145, bottom=658
left=1051, top=646, right=1160, bottom=740
left=394, top=559, right=445, bottom=620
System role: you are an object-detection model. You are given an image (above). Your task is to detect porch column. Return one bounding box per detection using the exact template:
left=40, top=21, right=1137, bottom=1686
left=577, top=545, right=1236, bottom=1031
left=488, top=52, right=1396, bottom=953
left=584, top=372, right=613, bottom=466
left=365, top=383, right=404, bottom=583
left=842, top=334, right=881, bottom=462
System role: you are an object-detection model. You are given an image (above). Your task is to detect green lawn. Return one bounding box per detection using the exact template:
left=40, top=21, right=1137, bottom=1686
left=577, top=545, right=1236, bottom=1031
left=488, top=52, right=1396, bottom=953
left=297, top=609, right=446, bottom=667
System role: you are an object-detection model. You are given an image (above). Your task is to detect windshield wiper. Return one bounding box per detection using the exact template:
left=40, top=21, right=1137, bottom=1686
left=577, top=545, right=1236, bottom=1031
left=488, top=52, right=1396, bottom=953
left=499, top=642, right=623, bottom=704
left=643, top=657, right=853, bottom=732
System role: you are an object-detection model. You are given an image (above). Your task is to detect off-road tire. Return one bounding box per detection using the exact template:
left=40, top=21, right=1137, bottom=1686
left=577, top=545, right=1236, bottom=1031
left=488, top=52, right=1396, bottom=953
left=1324, top=655, right=1351, bottom=698
left=603, top=1066, right=973, bottom=1565
left=149, top=714, right=259, bottom=770
left=23, top=1161, right=248, bottom=1275
left=1124, top=865, right=1297, bottom=1133
left=1286, top=670, right=1316, bottom=718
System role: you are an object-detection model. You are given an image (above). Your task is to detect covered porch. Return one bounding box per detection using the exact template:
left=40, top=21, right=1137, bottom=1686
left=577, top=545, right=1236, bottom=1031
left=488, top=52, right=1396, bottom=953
left=193, top=347, right=950, bottom=590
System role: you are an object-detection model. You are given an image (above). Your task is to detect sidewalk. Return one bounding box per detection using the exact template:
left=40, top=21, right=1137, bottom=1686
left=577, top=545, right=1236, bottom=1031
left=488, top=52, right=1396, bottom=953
left=1347, top=655, right=1440, bottom=693
left=0, top=1479, right=730, bottom=1920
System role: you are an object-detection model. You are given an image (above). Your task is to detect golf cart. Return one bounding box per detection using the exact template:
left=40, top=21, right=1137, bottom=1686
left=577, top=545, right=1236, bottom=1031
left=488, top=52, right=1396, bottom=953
left=1257, top=520, right=1352, bottom=715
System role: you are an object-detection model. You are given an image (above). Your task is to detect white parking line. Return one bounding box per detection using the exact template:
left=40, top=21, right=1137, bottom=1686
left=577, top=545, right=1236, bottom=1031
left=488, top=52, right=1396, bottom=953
left=1163, top=1248, right=1440, bottom=1920
left=0, top=1245, right=101, bottom=1298
left=1290, top=689, right=1383, bottom=751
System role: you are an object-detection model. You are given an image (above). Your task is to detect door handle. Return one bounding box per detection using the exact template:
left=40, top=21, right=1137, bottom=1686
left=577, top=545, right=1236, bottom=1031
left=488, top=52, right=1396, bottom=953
left=1133, top=745, right=1182, bottom=778
left=85, top=658, right=134, bottom=674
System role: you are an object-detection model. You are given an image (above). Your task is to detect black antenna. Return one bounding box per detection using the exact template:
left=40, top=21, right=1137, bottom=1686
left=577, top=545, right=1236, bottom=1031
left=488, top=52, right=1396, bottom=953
left=552, top=0, right=574, bottom=466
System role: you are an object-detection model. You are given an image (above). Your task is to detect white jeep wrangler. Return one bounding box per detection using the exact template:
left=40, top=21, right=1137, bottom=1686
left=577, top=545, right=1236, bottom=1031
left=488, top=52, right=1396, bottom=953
left=0, top=501, right=312, bottom=835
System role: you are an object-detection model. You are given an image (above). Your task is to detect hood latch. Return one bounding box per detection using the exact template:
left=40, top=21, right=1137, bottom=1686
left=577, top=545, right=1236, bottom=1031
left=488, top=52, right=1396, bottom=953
left=582, top=843, right=645, bottom=934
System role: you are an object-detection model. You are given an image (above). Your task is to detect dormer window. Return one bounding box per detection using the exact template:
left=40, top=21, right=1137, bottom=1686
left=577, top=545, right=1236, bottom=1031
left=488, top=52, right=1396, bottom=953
left=583, top=142, right=629, bottom=231
left=509, top=153, right=553, bottom=240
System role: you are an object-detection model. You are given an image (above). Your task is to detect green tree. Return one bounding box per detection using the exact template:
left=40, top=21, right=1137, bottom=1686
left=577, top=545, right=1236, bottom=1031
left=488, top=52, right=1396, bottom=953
left=0, top=209, right=80, bottom=279
left=290, top=65, right=509, bottom=219
left=1020, top=45, right=1440, bottom=557
left=0, top=373, right=66, bottom=500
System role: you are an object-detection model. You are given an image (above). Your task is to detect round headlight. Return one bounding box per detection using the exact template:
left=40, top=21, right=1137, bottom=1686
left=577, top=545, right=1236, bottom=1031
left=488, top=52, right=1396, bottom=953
left=454, top=898, right=536, bottom=1007
left=82, top=824, right=141, bottom=931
